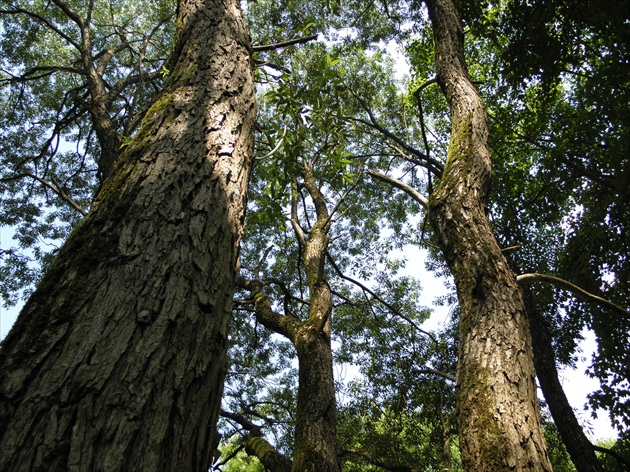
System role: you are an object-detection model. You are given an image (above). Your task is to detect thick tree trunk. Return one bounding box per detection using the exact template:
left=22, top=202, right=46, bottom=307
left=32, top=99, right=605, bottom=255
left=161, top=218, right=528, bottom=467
left=293, top=324, right=338, bottom=472
left=524, top=291, right=603, bottom=472
left=424, top=0, right=552, bottom=469
left=0, top=0, right=256, bottom=471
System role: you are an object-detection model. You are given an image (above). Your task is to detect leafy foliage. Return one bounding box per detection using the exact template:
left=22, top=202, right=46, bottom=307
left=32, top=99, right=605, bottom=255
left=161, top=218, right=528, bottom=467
left=0, top=0, right=174, bottom=305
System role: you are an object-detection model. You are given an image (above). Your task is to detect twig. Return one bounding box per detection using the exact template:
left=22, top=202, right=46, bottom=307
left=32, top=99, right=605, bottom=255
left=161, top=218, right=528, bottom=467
left=23, top=173, right=88, bottom=216
left=256, top=125, right=287, bottom=160
left=326, top=251, right=438, bottom=345
left=325, top=168, right=364, bottom=227
left=501, top=245, right=521, bottom=252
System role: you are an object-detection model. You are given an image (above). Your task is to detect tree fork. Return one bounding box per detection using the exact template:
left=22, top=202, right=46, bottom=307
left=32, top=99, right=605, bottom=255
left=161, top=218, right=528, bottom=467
left=0, top=0, right=256, bottom=470
left=423, top=0, right=553, bottom=469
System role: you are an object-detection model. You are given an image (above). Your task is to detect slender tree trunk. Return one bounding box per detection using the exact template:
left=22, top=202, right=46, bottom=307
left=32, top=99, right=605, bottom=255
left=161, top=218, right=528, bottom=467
left=53, top=0, right=121, bottom=182
left=292, top=163, right=339, bottom=472
left=423, top=0, right=552, bottom=469
left=239, top=161, right=339, bottom=471
left=524, top=290, right=604, bottom=472
left=0, top=1, right=256, bottom=471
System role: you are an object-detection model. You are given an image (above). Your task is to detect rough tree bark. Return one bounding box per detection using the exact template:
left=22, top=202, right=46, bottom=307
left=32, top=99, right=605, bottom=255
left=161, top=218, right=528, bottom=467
left=291, top=160, right=339, bottom=472
left=0, top=0, right=256, bottom=471
left=423, top=0, right=553, bottom=469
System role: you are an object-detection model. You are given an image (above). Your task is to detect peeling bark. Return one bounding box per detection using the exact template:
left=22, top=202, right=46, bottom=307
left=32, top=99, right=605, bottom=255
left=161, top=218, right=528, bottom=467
left=0, top=0, right=256, bottom=470
left=423, top=0, right=552, bottom=469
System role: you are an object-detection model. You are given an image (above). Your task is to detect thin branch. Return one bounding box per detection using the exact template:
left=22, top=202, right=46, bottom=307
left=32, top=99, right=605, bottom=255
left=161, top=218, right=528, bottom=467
left=384, top=142, right=424, bottom=168
left=501, top=245, right=521, bottom=252
left=262, top=277, right=310, bottom=308
left=413, top=82, right=434, bottom=160
left=256, top=125, right=287, bottom=160
left=255, top=245, right=274, bottom=280
left=592, top=444, right=630, bottom=468
left=4, top=66, right=86, bottom=82
left=366, top=169, right=428, bottom=207
left=1, top=7, right=80, bottom=50
left=254, top=59, right=291, bottom=74
left=19, top=173, right=88, bottom=216
left=290, top=181, right=306, bottom=245
left=345, top=88, right=445, bottom=177
left=326, top=251, right=438, bottom=345
left=325, top=168, right=364, bottom=227
left=516, top=273, right=630, bottom=318
left=417, top=367, right=455, bottom=382
left=212, top=444, right=245, bottom=470
left=252, top=34, right=318, bottom=52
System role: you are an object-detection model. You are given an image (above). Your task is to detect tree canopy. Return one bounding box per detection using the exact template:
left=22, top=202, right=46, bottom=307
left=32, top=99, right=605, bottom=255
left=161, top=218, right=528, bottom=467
left=1, top=0, right=628, bottom=470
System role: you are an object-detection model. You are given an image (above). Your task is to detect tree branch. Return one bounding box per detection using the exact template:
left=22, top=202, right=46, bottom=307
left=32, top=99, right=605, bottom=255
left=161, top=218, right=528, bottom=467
left=366, top=168, right=428, bottom=208
left=237, top=278, right=302, bottom=342
left=326, top=168, right=364, bottom=227
left=345, top=89, right=445, bottom=177
left=325, top=251, right=438, bottom=345
left=1, top=7, right=80, bottom=50
left=516, top=273, right=630, bottom=318
left=290, top=181, right=306, bottom=245
left=417, top=367, right=455, bottom=382
left=256, top=125, right=287, bottom=160
left=220, top=409, right=261, bottom=434
left=219, top=410, right=293, bottom=472
left=20, top=173, right=88, bottom=216
left=252, top=34, right=318, bottom=52
left=592, top=444, right=630, bottom=468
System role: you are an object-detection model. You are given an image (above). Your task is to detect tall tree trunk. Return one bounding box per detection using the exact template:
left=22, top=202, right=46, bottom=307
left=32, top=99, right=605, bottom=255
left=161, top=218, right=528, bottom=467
left=423, top=0, right=552, bottom=469
left=524, top=290, right=604, bottom=472
left=292, top=162, right=339, bottom=472
left=0, top=0, right=256, bottom=470
left=239, top=161, right=339, bottom=471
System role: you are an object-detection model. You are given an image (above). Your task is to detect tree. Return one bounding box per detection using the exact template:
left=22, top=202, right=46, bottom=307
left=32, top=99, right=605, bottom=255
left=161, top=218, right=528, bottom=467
left=0, top=0, right=256, bottom=470
left=3, top=0, right=628, bottom=470
left=469, top=0, right=629, bottom=468
left=419, top=0, right=553, bottom=467
left=0, top=0, right=174, bottom=304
